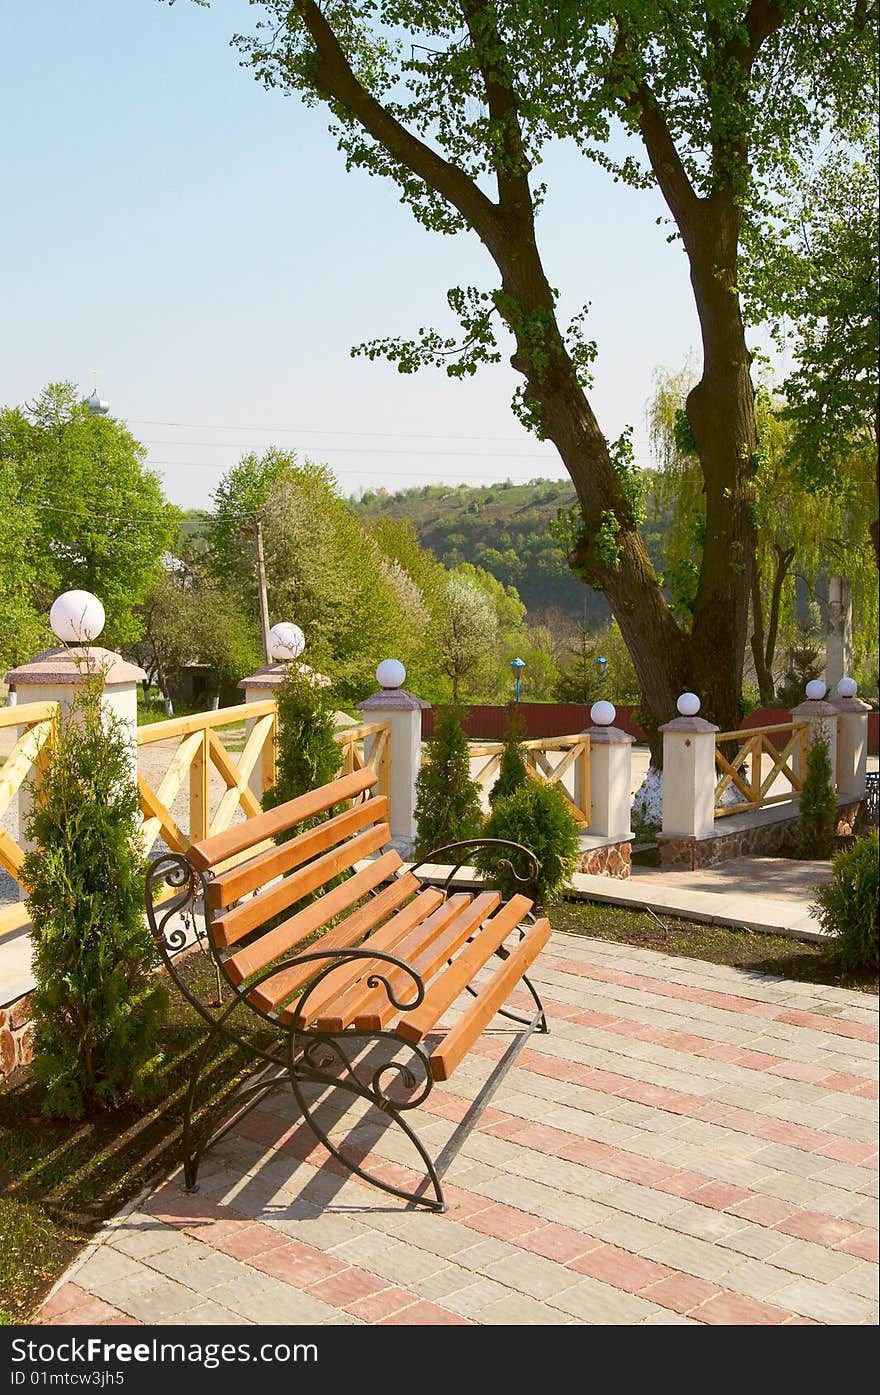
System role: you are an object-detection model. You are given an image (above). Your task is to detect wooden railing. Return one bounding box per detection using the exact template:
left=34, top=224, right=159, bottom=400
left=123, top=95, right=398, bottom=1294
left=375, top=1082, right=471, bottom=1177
left=136, top=701, right=278, bottom=856
left=714, top=721, right=810, bottom=817
left=334, top=721, right=391, bottom=802
left=467, top=733, right=591, bottom=826
left=0, top=701, right=59, bottom=941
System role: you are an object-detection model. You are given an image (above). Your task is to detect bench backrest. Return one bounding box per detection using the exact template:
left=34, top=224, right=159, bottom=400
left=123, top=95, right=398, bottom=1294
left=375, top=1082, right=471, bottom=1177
left=187, top=769, right=413, bottom=992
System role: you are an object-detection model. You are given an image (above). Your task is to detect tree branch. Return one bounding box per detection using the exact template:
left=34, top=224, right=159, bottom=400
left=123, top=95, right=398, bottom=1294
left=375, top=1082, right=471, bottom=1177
left=293, top=1, right=502, bottom=250
left=457, top=0, right=532, bottom=212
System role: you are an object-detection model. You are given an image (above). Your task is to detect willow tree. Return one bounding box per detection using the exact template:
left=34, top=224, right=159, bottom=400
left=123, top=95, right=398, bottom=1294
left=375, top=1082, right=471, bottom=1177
left=236, top=1, right=875, bottom=743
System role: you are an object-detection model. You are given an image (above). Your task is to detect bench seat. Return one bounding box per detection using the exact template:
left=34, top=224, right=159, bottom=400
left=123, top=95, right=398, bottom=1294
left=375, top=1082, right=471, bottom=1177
left=146, top=768, right=550, bottom=1212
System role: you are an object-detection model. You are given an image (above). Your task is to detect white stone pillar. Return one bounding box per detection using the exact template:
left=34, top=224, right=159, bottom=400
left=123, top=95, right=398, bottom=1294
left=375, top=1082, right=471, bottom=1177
left=5, top=646, right=146, bottom=853
left=830, top=678, right=870, bottom=801
left=659, top=700, right=719, bottom=839
left=358, top=662, right=428, bottom=850
left=584, top=702, right=634, bottom=838
left=238, top=661, right=287, bottom=803
left=791, top=682, right=839, bottom=790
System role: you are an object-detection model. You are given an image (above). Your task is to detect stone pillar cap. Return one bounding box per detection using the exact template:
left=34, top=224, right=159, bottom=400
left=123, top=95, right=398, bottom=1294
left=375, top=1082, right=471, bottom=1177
left=790, top=698, right=839, bottom=717
left=359, top=688, right=429, bottom=712
left=658, top=715, right=718, bottom=733
left=5, top=645, right=146, bottom=687
left=586, top=725, right=635, bottom=745
left=830, top=696, right=873, bottom=713
left=238, top=661, right=331, bottom=689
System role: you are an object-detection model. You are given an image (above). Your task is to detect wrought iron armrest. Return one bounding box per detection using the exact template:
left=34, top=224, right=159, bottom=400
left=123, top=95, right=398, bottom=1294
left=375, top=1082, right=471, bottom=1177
left=405, top=838, right=541, bottom=900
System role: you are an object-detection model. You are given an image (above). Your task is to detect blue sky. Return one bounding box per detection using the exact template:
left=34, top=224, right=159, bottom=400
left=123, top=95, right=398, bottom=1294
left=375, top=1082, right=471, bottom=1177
left=2, top=0, right=720, bottom=509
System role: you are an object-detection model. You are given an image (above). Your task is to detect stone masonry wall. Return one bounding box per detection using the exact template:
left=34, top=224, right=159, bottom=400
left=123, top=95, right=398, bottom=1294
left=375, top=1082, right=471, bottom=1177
left=578, top=840, right=631, bottom=878
left=658, top=800, right=862, bottom=870
left=0, top=993, right=34, bottom=1082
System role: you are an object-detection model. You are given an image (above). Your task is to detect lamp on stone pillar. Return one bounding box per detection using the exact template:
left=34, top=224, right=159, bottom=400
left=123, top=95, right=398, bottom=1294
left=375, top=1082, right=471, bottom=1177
left=830, top=676, right=870, bottom=801
left=358, top=659, right=429, bottom=853
left=4, top=590, right=146, bottom=851
left=658, top=693, right=719, bottom=841
left=584, top=700, right=634, bottom=839
left=238, top=621, right=323, bottom=802
left=791, top=679, right=839, bottom=788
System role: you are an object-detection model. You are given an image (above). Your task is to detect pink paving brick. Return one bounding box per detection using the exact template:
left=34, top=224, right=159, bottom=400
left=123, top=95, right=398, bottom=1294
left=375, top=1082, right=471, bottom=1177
left=640, top=1274, right=721, bottom=1315
left=199, top=1220, right=291, bottom=1261
left=45, top=1296, right=132, bottom=1326
left=440, top=1186, right=494, bottom=1220
left=835, top=1231, right=880, bottom=1263
left=306, top=1266, right=390, bottom=1306
left=144, top=1185, right=226, bottom=1227
left=568, top=1244, right=673, bottom=1293
left=344, top=1287, right=421, bottom=1322
left=464, top=1204, right=542, bottom=1241
left=813, top=1135, right=878, bottom=1168
left=775, top=1212, right=862, bottom=1247
left=249, top=1239, right=347, bottom=1286
left=695, top=1293, right=791, bottom=1325
left=517, top=1223, right=600, bottom=1264
left=691, top=1181, right=753, bottom=1210
left=767, top=1059, right=832, bottom=1084
left=726, top=1195, right=797, bottom=1226
left=36, top=1283, right=87, bottom=1320
left=377, top=1300, right=471, bottom=1325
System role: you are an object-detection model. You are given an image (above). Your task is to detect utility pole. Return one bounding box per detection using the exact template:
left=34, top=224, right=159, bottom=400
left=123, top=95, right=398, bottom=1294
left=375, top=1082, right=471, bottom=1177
left=241, top=517, right=272, bottom=664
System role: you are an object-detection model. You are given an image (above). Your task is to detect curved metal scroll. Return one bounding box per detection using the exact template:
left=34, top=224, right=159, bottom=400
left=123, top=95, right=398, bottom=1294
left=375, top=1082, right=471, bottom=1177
left=407, top=837, right=541, bottom=901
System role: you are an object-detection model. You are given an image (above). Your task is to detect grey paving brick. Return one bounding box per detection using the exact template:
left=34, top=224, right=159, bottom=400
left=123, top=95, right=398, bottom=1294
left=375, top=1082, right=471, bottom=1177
left=482, top=1250, right=581, bottom=1300
left=207, top=1278, right=337, bottom=1325
left=479, top=1290, right=573, bottom=1324
left=770, top=1278, right=878, bottom=1325
left=442, top=1278, right=517, bottom=1318
left=547, top=1277, right=661, bottom=1324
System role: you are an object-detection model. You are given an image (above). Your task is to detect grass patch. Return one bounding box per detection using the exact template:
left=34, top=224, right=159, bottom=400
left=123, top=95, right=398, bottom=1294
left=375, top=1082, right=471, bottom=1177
left=550, top=899, right=879, bottom=993
left=0, top=952, right=269, bottom=1323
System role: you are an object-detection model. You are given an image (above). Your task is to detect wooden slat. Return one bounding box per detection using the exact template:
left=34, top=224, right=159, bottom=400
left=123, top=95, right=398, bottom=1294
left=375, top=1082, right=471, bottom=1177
left=429, top=917, right=551, bottom=1082
left=0, top=701, right=59, bottom=730
left=396, top=895, right=535, bottom=1046
left=136, top=700, right=277, bottom=745
left=315, top=893, right=480, bottom=1033
left=188, top=769, right=377, bottom=871
left=223, top=847, right=401, bottom=984
left=0, top=720, right=54, bottom=816
left=208, top=798, right=389, bottom=910
left=249, top=872, right=422, bottom=1014
left=354, top=891, right=514, bottom=1033
left=0, top=829, right=26, bottom=881
left=211, top=821, right=391, bottom=948
left=206, top=730, right=263, bottom=834
left=282, top=887, right=451, bottom=1026
left=137, top=775, right=190, bottom=854
left=0, top=899, right=30, bottom=940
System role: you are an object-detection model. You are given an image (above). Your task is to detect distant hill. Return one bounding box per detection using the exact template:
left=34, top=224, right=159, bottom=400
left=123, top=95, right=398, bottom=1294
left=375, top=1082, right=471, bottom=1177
left=354, top=478, right=675, bottom=627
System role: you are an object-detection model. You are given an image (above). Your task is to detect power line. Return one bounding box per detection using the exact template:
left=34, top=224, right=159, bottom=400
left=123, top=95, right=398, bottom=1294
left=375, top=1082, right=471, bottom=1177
left=130, top=415, right=652, bottom=443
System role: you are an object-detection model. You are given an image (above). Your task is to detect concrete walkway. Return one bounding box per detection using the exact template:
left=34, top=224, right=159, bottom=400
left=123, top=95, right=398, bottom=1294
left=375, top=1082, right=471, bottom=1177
left=571, top=857, right=834, bottom=941
left=34, top=932, right=878, bottom=1327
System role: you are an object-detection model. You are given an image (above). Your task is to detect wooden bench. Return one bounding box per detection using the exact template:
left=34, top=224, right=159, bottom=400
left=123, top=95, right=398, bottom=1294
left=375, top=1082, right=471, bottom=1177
left=146, top=768, right=550, bottom=1212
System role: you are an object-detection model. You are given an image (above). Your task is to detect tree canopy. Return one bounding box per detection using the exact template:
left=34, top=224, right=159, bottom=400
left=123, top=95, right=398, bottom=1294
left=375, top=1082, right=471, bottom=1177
left=0, top=383, right=179, bottom=665
left=234, top=0, right=877, bottom=749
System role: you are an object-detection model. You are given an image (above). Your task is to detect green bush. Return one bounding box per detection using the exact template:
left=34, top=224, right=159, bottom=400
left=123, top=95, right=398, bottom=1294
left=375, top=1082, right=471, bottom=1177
left=21, top=676, right=167, bottom=1118
left=797, top=725, right=837, bottom=858
left=263, top=663, right=342, bottom=835
left=475, top=779, right=580, bottom=905
left=811, top=830, right=879, bottom=971
left=489, top=708, right=529, bottom=807
left=413, top=706, right=483, bottom=859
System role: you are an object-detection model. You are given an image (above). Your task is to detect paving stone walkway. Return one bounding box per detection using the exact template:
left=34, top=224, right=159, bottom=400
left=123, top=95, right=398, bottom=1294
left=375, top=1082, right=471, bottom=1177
left=34, top=933, right=878, bottom=1327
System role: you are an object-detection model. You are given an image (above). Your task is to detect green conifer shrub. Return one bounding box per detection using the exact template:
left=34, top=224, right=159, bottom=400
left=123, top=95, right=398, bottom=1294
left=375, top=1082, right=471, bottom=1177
left=476, top=780, right=580, bottom=905
left=263, top=663, right=343, bottom=835
left=797, top=726, right=837, bottom=859
left=489, top=708, right=529, bottom=807
left=21, top=676, right=167, bottom=1118
left=811, top=829, right=879, bottom=971
left=413, top=706, right=483, bottom=859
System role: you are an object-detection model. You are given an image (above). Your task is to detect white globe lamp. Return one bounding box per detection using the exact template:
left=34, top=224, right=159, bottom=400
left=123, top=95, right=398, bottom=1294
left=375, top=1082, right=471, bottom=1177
left=805, top=679, right=827, bottom=701
left=268, top=622, right=305, bottom=662
left=837, top=676, right=858, bottom=699
left=376, top=659, right=406, bottom=690
left=677, top=692, right=701, bottom=717
left=590, top=700, right=616, bottom=726
left=49, top=590, right=105, bottom=644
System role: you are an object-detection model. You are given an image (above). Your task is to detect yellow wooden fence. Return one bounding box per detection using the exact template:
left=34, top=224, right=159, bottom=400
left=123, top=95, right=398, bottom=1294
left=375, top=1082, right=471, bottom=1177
left=0, top=701, right=59, bottom=940
left=467, top=733, right=592, bottom=826
left=714, top=721, right=810, bottom=817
